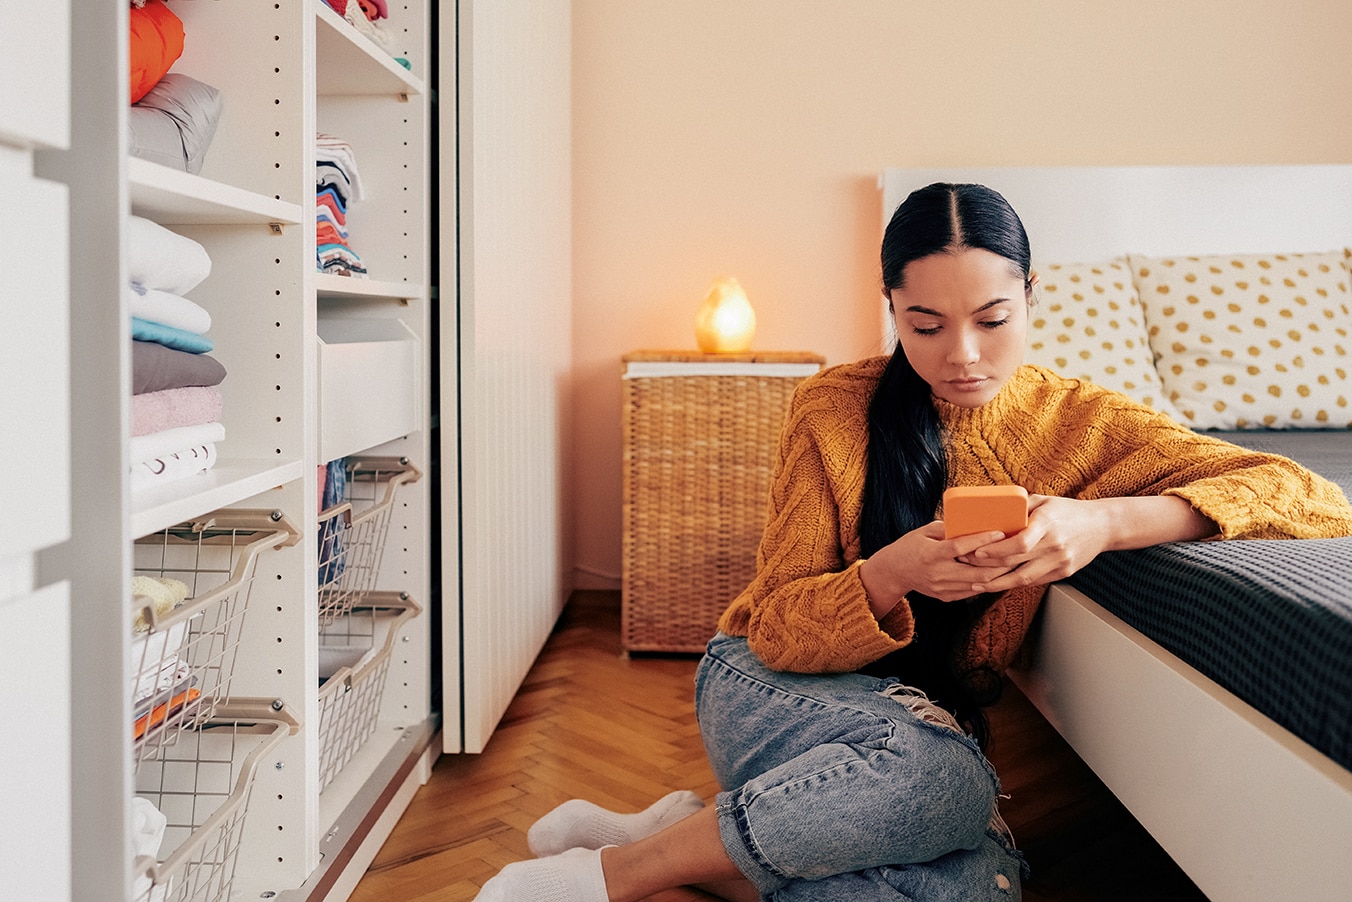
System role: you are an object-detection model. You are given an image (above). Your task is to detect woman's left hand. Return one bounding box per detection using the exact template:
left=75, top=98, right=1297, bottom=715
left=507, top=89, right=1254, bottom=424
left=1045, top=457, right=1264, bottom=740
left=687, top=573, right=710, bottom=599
left=956, top=494, right=1110, bottom=593
left=956, top=492, right=1219, bottom=594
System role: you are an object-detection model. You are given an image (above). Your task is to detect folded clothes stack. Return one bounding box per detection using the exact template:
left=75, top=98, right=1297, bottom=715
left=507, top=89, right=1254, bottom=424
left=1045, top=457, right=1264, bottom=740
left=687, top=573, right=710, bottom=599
left=128, top=216, right=226, bottom=492
left=128, top=0, right=224, bottom=174
left=129, top=575, right=199, bottom=740
left=316, top=133, right=368, bottom=277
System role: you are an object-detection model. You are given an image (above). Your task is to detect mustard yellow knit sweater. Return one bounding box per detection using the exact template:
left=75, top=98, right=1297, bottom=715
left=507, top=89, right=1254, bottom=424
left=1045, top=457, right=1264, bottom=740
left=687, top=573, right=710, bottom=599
left=717, top=358, right=1352, bottom=675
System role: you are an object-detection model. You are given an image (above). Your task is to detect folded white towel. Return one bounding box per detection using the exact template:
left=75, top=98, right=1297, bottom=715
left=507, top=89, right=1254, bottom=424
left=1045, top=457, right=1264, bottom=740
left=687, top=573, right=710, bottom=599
left=130, top=422, right=225, bottom=466
left=127, top=283, right=212, bottom=335
left=127, top=215, right=213, bottom=295
left=130, top=443, right=219, bottom=493
left=131, top=656, right=191, bottom=704
left=130, top=619, right=190, bottom=701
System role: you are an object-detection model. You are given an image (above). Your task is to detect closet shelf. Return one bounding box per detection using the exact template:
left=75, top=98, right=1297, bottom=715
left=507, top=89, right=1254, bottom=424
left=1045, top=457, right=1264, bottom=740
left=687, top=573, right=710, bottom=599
left=316, top=272, right=426, bottom=304
left=131, top=458, right=306, bottom=539
left=130, top=158, right=304, bottom=227
left=316, top=5, right=425, bottom=97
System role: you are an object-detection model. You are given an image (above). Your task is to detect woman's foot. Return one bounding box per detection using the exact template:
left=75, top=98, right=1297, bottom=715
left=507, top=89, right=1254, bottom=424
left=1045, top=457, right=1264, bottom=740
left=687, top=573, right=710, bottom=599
left=527, top=790, right=705, bottom=857
left=473, top=846, right=610, bottom=901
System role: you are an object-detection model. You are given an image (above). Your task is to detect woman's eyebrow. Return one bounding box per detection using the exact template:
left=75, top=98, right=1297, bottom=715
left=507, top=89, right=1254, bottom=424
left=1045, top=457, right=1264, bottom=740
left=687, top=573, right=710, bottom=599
left=903, top=298, right=1013, bottom=316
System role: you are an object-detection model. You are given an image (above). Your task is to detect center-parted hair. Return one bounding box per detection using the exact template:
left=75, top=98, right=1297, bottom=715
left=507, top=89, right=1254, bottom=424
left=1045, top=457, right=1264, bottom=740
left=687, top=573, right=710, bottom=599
left=861, top=183, right=1031, bottom=748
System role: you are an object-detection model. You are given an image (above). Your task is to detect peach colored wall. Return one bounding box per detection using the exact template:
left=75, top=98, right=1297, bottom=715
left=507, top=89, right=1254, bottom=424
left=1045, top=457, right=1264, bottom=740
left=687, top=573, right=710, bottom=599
left=570, top=0, right=1352, bottom=589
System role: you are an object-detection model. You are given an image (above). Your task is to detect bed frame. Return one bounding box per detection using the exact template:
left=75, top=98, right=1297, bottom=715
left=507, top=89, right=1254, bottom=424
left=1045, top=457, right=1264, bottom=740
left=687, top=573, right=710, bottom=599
left=880, top=165, right=1352, bottom=902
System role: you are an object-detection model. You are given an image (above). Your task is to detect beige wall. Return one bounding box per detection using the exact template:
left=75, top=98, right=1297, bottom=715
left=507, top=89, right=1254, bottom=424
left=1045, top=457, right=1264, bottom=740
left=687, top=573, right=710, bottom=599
left=570, top=0, right=1352, bottom=588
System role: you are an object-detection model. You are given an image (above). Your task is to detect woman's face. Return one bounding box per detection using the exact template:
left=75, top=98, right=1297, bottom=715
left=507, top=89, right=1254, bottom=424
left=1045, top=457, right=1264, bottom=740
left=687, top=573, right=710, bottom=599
left=888, top=247, right=1031, bottom=408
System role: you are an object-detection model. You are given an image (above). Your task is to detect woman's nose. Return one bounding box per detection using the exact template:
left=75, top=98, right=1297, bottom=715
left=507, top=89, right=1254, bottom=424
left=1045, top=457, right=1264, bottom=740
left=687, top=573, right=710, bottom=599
left=946, top=330, right=980, bottom=365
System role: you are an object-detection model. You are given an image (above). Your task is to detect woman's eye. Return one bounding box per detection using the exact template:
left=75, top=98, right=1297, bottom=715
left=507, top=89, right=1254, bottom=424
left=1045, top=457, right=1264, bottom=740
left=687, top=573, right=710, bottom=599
left=981, top=318, right=1010, bottom=330
left=911, top=325, right=941, bottom=336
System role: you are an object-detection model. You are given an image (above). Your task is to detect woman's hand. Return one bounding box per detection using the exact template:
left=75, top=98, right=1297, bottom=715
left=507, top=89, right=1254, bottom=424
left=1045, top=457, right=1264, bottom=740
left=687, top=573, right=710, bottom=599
left=959, top=493, right=1218, bottom=594
left=860, top=521, right=1015, bottom=618
left=957, top=494, right=1109, bottom=593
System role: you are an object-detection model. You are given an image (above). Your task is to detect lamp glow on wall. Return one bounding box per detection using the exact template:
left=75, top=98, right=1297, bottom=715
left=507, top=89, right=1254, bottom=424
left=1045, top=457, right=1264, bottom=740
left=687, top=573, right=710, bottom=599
left=694, top=276, right=756, bottom=353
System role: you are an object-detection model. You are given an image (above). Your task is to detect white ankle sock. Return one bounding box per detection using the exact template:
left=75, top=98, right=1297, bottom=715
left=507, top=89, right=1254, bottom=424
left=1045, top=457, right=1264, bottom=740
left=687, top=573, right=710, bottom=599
left=474, top=847, right=610, bottom=902
left=527, top=790, right=705, bottom=857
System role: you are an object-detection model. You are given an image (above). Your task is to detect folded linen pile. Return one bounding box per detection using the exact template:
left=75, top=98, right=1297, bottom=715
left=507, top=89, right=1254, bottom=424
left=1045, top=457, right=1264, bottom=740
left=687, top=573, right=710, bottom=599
left=130, top=575, right=200, bottom=739
left=128, top=0, right=225, bottom=175
left=316, top=134, right=368, bottom=277
left=343, top=0, right=394, bottom=55
left=128, top=216, right=226, bottom=492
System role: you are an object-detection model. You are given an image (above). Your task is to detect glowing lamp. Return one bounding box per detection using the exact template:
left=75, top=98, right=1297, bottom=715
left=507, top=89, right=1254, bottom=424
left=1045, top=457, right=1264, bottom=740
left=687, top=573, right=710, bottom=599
left=694, top=276, right=756, bottom=353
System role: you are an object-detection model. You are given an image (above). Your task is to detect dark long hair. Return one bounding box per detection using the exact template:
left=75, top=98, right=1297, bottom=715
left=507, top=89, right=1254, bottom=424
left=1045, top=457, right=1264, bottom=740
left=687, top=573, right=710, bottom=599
left=860, top=183, right=1031, bottom=749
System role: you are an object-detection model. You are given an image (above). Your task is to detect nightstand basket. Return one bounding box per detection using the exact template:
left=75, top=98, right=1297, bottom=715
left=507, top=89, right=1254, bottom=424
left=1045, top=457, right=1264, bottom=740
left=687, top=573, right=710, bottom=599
left=621, top=351, right=823, bottom=652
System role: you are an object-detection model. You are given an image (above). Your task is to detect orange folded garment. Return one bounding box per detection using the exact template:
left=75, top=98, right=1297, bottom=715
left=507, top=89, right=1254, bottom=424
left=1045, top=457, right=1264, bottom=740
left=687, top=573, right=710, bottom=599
left=943, top=486, right=1028, bottom=539
left=129, top=0, right=186, bottom=103
left=133, top=687, right=202, bottom=739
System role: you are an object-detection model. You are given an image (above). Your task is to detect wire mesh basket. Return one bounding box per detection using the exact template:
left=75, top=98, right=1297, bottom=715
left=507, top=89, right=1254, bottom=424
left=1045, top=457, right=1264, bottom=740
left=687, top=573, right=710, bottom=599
left=316, top=591, right=421, bottom=791
left=317, top=456, right=421, bottom=627
left=132, top=702, right=298, bottom=902
left=131, top=510, right=300, bottom=770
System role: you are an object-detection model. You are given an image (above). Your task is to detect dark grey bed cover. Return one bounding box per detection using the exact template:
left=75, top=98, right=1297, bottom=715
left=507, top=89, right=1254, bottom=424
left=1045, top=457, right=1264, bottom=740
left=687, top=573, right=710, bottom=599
left=1065, top=430, right=1352, bottom=771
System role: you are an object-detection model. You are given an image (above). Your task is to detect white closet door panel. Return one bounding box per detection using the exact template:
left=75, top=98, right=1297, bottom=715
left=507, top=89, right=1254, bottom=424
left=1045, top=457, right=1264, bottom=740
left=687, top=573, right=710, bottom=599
left=0, top=580, right=72, bottom=902
left=0, top=145, right=70, bottom=557
left=452, top=0, right=573, bottom=754
left=0, top=1, right=70, bottom=149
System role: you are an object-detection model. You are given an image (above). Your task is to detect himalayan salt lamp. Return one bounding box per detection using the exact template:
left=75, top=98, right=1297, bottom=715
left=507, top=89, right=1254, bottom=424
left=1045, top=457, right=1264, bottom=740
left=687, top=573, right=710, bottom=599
left=694, top=276, right=756, bottom=353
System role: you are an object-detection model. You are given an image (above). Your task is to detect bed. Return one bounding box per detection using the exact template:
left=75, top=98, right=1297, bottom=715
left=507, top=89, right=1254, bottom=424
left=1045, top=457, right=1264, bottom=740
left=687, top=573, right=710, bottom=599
left=879, top=165, right=1352, bottom=902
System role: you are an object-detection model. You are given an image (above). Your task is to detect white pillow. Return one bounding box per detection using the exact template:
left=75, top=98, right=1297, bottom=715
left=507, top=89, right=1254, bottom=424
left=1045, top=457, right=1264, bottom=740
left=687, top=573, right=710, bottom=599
left=1025, top=259, right=1180, bottom=417
left=1131, top=251, right=1352, bottom=429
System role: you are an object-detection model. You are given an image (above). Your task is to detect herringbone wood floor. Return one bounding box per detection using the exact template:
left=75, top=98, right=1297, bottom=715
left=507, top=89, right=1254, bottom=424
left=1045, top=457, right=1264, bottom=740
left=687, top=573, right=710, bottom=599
left=350, top=591, right=1207, bottom=901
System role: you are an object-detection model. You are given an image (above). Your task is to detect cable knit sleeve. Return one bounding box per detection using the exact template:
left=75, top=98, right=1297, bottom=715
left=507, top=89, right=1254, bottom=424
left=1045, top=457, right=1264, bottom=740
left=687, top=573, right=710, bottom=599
left=986, top=372, right=1352, bottom=540
left=716, top=360, right=916, bottom=673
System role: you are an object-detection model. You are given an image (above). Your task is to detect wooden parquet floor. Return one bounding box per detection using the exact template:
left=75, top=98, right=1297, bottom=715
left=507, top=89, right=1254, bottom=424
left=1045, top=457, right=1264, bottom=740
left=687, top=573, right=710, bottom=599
left=349, top=591, right=1207, bottom=901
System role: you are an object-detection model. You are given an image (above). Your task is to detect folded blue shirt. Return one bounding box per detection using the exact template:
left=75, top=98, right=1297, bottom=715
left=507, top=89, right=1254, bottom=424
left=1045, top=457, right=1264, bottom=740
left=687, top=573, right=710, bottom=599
left=131, top=317, right=214, bottom=354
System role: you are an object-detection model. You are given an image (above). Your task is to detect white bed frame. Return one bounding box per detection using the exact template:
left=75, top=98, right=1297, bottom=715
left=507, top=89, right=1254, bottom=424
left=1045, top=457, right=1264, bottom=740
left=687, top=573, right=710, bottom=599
left=881, top=166, right=1352, bottom=902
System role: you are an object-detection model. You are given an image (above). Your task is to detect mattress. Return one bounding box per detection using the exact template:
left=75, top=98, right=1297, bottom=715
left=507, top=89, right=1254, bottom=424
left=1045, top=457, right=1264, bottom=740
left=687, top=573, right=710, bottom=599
left=1065, top=430, right=1352, bottom=771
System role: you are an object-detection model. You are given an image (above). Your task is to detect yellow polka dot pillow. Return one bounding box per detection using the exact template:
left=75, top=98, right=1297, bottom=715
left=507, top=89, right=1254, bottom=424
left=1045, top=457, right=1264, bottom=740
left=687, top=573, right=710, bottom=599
left=1024, top=259, right=1180, bottom=417
left=1130, top=251, right=1351, bottom=429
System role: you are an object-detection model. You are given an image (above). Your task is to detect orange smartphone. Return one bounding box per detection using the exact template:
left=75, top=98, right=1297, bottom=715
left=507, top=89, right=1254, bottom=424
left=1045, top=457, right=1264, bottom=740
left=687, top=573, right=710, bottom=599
left=943, top=486, right=1029, bottom=539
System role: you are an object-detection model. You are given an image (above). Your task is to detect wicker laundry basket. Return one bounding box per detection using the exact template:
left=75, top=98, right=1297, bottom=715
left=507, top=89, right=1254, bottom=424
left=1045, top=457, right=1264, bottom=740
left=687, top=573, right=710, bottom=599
left=620, top=351, right=824, bottom=652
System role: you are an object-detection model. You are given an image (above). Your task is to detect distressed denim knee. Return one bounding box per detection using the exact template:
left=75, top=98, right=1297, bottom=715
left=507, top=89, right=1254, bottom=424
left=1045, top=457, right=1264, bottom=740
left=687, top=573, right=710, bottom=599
left=696, top=634, right=1004, bottom=896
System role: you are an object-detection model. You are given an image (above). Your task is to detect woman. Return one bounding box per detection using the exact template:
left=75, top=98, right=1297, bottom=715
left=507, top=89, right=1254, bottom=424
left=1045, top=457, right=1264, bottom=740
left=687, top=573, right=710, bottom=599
left=474, top=183, right=1352, bottom=901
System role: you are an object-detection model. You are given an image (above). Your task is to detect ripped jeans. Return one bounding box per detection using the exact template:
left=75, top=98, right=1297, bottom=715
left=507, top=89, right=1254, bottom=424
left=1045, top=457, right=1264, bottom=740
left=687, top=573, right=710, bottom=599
left=695, top=633, right=1027, bottom=902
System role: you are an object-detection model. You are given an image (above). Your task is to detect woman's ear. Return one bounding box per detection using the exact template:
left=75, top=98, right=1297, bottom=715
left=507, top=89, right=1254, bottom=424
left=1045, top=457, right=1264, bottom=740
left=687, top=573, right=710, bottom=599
left=1025, top=271, right=1041, bottom=304
left=883, top=291, right=894, bottom=314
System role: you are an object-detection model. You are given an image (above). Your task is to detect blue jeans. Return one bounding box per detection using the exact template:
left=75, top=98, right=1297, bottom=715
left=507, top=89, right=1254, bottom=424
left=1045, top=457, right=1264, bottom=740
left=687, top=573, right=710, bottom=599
left=695, top=633, right=1026, bottom=901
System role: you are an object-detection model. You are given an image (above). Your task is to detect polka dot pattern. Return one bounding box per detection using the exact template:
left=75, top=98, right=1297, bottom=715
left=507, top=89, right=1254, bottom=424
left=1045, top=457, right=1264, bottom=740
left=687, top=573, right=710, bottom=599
left=1131, top=251, right=1352, bottom=430
left=1024, top=259, right=1180, bottom=417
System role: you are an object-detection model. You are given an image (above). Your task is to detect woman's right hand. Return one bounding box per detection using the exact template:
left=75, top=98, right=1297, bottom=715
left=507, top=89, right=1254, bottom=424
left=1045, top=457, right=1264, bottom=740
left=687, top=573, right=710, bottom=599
left=859, top=521, right=1013, bottom=618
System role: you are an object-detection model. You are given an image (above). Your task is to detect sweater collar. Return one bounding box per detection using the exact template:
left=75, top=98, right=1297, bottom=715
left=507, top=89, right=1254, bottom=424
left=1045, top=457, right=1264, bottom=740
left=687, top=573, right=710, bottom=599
left=932, top=366, right=1032, bottom=432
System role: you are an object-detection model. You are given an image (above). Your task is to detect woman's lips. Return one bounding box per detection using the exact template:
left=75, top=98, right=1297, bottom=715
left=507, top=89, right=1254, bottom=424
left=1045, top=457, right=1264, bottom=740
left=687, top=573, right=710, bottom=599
left=945, top=377, right=989, bottom=393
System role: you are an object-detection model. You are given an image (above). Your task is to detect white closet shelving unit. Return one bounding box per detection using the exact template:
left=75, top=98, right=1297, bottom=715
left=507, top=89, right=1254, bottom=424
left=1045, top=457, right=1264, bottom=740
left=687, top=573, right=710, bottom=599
left=7, top=2, right=440, bottom=900
left=1, top=3, right=73, bottom=900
